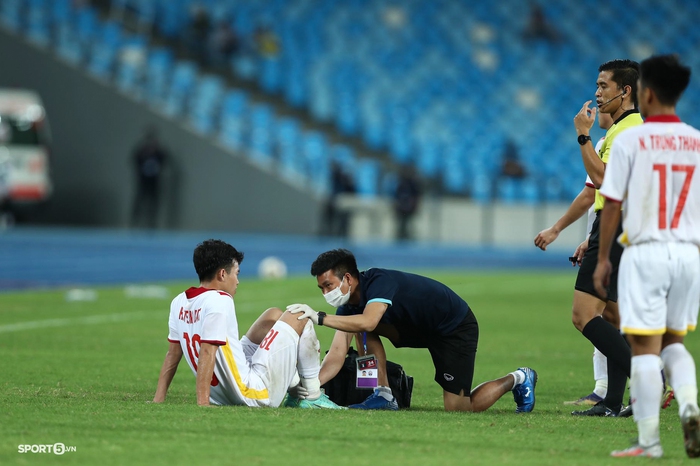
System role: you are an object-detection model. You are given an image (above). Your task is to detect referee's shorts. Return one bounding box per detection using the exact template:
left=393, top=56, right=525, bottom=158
left=575, top=210, right=624, bottom=302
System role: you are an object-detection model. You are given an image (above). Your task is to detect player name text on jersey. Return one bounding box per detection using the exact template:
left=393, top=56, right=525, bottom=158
left=178, top=307, right=201, bottom=324
left=639, top=135, right=700, bottom=152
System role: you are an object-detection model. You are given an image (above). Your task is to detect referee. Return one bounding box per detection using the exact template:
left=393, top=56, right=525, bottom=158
left=570, top=59, right=643, bottom=416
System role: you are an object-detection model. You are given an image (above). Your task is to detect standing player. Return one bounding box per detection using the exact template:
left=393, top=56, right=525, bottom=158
left=569, top=59, right=643, bottom=416
left=288, top=248, right=538, bottom=413
left=152, top=239, right=343, bottom=409
left=594, top=54, right=700, bottom=458
left=535, top=112, right=614, bottom=406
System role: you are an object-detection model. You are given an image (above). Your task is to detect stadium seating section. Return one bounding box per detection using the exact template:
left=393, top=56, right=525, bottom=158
left=3, top=0, right=699, bottom=203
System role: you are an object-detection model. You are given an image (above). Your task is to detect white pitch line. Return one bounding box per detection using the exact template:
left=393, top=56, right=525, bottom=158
left=0, top=311, right=161, bottom=334
left=0, top=294, right=323, bottom=334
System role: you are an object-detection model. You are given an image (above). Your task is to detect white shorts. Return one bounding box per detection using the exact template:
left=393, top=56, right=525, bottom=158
left=249, top=320, right=300, bottom=407
left=618, top=242, right=700, bottom=336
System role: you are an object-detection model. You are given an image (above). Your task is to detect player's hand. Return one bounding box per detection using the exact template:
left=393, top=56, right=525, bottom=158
left=534, top=227, right=559, bottom=250
left=287, top=304, right=319, bottom=324
left=593, top=259, right=612, bottom=298
left=574, top=101, right=597, bottom=135
left=571, top=238, right=588, bottom=266
left=287, top=382, right=309, bottom=400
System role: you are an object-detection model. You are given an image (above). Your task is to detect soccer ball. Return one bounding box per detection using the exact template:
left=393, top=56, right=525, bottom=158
left=258, top=256, right=288, bottom=280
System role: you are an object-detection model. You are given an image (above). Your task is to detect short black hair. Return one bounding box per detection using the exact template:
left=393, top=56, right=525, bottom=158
left=640, top=54, right=691, bottom=106
left=193, top=239, right=244, bottom=282
left=599, top=59, right=640, bottom=107
left=310, top=248, right=360, bottom=279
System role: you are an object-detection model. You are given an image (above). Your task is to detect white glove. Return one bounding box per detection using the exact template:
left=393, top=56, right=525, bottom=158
left=287, top=303, right=319, bottom=324
left=287, top=383, right=309, bottom=400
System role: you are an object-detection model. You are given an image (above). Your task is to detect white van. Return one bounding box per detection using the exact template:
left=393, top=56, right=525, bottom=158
left=0, top=89, right=52, bottom=210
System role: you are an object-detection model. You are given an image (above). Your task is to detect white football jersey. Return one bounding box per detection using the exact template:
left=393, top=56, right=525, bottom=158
left=601, top=116, right=700, bottom=246
left=167, top=287, right=271, bottom=406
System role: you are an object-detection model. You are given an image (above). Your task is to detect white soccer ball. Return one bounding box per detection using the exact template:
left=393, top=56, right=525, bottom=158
left=258, top=256, right=288, bottom=280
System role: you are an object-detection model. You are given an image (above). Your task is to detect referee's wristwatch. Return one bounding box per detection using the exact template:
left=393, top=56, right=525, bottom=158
left=578, top=134, right=592, bottom=146
left=317, top=311, right=327, bottom=326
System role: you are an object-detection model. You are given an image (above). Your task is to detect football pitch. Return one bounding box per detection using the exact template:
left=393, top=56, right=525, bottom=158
left=1, top=270, right=697, bottom=465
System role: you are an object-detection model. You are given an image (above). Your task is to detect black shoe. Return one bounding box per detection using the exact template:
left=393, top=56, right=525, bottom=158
left=571, top=401, right=622, bottom=417
left=618, top=405, right=633, bottom=417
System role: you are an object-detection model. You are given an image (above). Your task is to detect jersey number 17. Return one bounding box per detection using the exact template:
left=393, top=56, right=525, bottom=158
left=653, top=163, right=695, bottom=229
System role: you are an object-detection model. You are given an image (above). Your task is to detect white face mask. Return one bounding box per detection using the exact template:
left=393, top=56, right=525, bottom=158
left=324, top=276, right=351, bottom=308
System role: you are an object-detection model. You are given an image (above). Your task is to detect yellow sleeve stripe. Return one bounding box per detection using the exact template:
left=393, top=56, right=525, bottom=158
left=221, top=339, right=269, bottom=400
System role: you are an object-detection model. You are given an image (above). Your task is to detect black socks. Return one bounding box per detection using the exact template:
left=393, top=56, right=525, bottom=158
left=582, top=316, right=631, bottom=408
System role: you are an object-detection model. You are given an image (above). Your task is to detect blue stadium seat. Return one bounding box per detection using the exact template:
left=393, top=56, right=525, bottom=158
left=335, top=90, right=360, bottom=136
left=543, top=177, right=563, bottom=202
left=415, top=138, right=442, bottom=179
left=354, top=158, right=380, bottom=199
left=88, top=21, right=123, bottom=79
left=189, top=74, right=225, bottom=134
left=156, top=0, right=186, bottom=39
left=144, top=47, right=173, bottom=105
left=247, top=103, right=276, bottom=166
left=75, top=6, right=99, bottom=44
left=387, top=107, right=413, bottom=165
left=25, top=0, right=51, bottom=46
left=519, top=177, right=541, bottom=205
left=55, top=22, right=84, bottom=64
left=131, top=0, right=157, bottom=34
left=496, top=178, right=518, bottom=204
left=13, top=0, right=700, bottom=203
left=219, top=89, right=249, bottom=150
left=115, top=35, right=147, bottom=97
left=161, top=60, right=198, bottom=117
left=442, top=143, right=469, bottom=194
left=295, top=130, right=330, bottom=193
left=275, top=117, right=304, bottom=180
left=282, top=65, right=308, bottom=108
left=471, top=174, right=493, bottom=204
left=50, top=0, right=73, bottom=24
left=0, top=0, right=23, bottom=31
left=260, top=56, right=282, bottom=93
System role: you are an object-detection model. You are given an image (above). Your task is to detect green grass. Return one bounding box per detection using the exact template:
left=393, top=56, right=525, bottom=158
left=1, top=270, right=696, bottom=465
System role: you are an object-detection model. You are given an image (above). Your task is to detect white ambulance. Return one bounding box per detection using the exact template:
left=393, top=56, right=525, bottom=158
left=0, top=89, right=52, bottom=213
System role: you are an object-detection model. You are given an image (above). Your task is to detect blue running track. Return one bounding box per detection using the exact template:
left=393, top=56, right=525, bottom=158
left=0, top=227, right=572, bottom=291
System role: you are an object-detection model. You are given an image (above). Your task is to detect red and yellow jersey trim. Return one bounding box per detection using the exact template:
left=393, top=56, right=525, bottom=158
left=221, top=339, right=269, bottom=400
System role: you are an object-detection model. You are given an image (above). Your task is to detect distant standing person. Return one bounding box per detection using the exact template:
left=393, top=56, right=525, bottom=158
left=131, top=127, right=168, bottom=229
left=523, top=1, right=561, bottom=43
left=594, top=54, right=700, bottom=459
left=393, top=165, right=421, bottom=240
left=322, top=160, right=355, bottom=238
left=500, top=139, right=526, bottom=179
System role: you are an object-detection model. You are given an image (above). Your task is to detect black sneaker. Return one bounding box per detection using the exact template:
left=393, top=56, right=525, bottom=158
left=618, top=405, right=633, bottom=417
left=572, top=401, right=622, bottom=417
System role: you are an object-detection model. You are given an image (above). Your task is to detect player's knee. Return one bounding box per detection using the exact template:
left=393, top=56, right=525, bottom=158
left=263, top=307, right=284, bottom=320
left=278, top=310, right=307, bottom=334
left=571, top=303, right=599, bottom=331
left=443, top=390, right=472, bottom=412
left=445, top=403, right=471, bottom=412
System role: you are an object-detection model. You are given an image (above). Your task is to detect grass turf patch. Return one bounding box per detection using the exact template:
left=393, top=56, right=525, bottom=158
left=1, top=271, right=696, bottom=465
